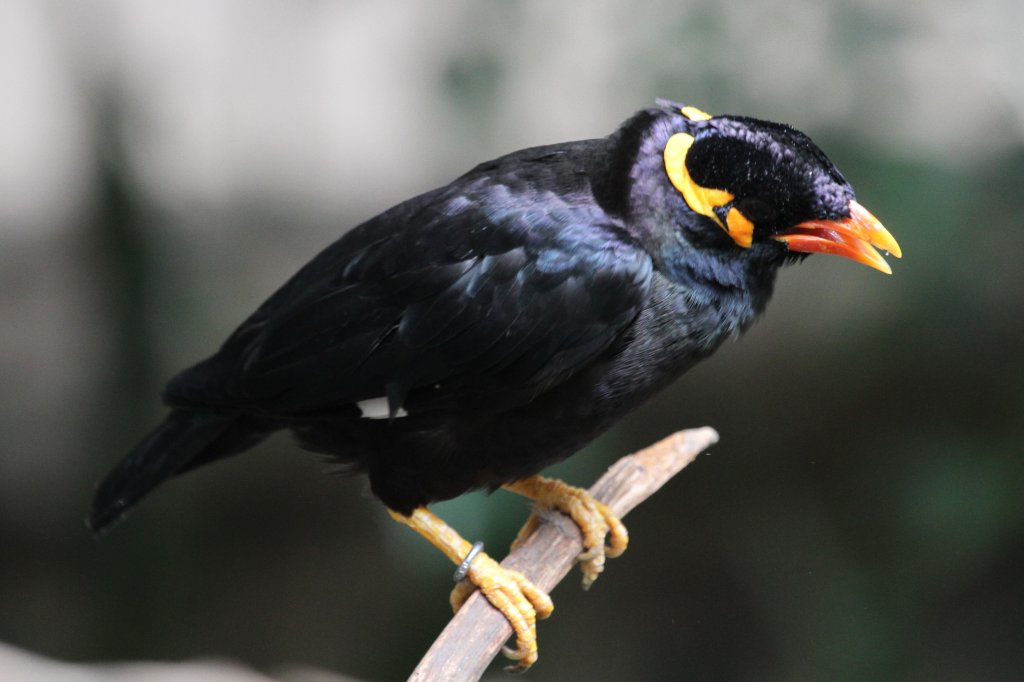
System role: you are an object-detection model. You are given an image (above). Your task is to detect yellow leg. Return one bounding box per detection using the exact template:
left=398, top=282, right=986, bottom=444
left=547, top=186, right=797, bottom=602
left=387, top=507, right=554, bottom=671
left=504, top=475, right=629, bottom=590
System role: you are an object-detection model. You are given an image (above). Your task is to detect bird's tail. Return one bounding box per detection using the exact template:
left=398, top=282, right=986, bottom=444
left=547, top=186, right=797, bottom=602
left=87, top=410, right=239, bottom=534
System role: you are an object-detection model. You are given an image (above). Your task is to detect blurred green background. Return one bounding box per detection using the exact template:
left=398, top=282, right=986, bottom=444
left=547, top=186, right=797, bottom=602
left=2, top=1, right=1022, bottom=680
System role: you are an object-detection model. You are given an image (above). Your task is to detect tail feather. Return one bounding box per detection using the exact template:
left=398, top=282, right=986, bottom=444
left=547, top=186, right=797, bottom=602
left=87, top=411, right=235, bottom=534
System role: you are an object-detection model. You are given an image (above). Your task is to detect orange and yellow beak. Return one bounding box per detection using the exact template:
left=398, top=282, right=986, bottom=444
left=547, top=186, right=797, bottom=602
left=773, top=200, right=902, bottom=274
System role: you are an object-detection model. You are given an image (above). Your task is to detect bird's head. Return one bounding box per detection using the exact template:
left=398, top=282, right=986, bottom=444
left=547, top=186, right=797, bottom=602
left=657, top=99, right=901, bottom=274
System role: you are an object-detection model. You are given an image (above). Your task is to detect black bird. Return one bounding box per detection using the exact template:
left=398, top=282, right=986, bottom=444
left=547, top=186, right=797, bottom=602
left=89, top=100, right=900, bottom=669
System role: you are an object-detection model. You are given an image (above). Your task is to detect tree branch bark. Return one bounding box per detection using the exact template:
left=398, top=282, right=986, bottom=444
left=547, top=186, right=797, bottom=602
left=408, top=426, right=720, bottom=681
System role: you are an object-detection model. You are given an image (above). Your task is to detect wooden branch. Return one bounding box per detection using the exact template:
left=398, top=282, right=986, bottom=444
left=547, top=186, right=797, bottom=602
left=408, top=426, right=720, bottom=681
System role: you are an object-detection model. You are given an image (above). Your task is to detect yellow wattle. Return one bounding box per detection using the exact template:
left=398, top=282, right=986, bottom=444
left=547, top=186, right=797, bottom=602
left=680, top=106, right=713, bottom=121
left=664, top=133, right=735, bottom=234
left=725, top=207, right=754, bottom=248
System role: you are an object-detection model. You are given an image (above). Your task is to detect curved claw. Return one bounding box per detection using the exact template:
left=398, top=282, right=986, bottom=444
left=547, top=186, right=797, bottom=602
left=500, top=642, right=537, bottom=674
left=449, top=551, right=553, bottom=671
left=388, top=506, right=553, bottom=670
left=449, top=577, right=476, bottom=613
left=504, top=476, right=629, bottom=590
left=572, top=495, right=628, bottom=589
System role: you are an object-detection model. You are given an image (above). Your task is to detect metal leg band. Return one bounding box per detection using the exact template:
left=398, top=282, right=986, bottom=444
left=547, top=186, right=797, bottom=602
left=453, top=540, right=485, bottom=582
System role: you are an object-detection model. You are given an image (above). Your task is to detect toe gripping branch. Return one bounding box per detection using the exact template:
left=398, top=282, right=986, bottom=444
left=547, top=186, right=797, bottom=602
left=408, top=427, right=721, bottom=678
left=387, top=477, right=631, bottom=671
left=503, top=475, right=629, bottom=589
left=388, top=507, right=553, bottom=671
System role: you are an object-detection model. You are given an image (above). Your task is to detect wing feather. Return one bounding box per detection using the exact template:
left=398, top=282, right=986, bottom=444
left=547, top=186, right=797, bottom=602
left=166, top=178, right=653, bottom=417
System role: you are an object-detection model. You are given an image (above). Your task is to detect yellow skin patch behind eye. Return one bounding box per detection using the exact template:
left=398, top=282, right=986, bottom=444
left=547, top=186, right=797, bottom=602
left=680, top=106, right=713, bottom=121
left=664, top=132, right=755, bottom=249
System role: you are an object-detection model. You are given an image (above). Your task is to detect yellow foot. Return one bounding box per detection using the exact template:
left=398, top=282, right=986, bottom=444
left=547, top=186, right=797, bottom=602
left=450, top=551, right=553, bottom=671
left=388, top=506, right=553, bottom=672
left=505, top=476, right=628, bottom=590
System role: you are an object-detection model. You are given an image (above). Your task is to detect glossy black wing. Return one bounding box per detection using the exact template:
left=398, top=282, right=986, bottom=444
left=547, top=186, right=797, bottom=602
left=167, top=175, right=653, bottom=417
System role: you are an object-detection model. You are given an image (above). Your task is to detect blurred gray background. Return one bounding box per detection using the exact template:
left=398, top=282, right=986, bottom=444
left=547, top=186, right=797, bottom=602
left=2, top=1, right=1022, bottom=680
